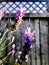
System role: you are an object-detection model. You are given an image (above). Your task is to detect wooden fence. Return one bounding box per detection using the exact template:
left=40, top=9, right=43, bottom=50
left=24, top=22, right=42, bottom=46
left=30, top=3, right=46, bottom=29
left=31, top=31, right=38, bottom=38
left=0, top=13, right=49, bottom=65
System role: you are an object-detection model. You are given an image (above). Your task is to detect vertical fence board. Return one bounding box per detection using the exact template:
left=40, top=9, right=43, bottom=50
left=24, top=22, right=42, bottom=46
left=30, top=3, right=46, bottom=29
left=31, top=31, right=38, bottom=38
left=34, top=19, right=40, bottom=65
left=40, top=20, right=48, bottom=65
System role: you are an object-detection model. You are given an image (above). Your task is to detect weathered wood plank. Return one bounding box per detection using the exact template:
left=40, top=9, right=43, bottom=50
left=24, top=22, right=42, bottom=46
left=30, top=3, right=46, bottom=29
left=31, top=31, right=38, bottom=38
left=34, top=19, right=40, bottom=65
left=3, top=13, right=49, bottom=18
left=40, top=20, right=48, bottom=65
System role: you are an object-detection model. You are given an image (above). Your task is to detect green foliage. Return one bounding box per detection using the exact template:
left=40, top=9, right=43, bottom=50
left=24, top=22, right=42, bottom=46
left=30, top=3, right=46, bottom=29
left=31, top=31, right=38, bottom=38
left=0, top=19, right=15, bottom=65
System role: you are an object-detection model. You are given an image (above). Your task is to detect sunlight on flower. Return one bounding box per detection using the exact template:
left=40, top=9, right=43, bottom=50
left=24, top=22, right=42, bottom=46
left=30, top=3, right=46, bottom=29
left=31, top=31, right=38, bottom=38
left=12, top=44, right=15, bottom=49
left=18, top=51, right=22, bottom=55
left=30, top=45, right=32, bottom=49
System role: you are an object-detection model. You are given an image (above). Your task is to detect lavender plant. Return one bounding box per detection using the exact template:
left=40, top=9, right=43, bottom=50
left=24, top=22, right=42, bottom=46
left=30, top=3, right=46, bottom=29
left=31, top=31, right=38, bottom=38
left=0, top=8, right=25, bottom=65
left=0, top=8, right=35, bottom=65
left=14, top=27, right=35, bottom=65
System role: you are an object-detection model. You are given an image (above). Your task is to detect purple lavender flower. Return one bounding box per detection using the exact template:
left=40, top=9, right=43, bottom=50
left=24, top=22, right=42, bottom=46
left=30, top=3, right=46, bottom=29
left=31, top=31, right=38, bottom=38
left=16, top=9, right=24, bottom=20
left=24, top=27, right=35, bottom=46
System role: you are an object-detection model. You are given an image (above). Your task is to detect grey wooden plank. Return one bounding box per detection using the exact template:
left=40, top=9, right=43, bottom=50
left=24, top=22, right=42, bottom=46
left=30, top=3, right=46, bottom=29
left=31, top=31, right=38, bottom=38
left=40, top=20, right=48, bottom=65
left=34, top=19, right=40, bottom=65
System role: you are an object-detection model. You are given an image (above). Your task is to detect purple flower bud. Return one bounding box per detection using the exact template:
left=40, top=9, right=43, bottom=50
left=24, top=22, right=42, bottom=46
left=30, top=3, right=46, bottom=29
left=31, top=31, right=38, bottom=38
left=24, top=27, right=35, bottom=43
left=11, top=49, right=15, bottom=56
left=16, top=9, right=24, bottom=20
